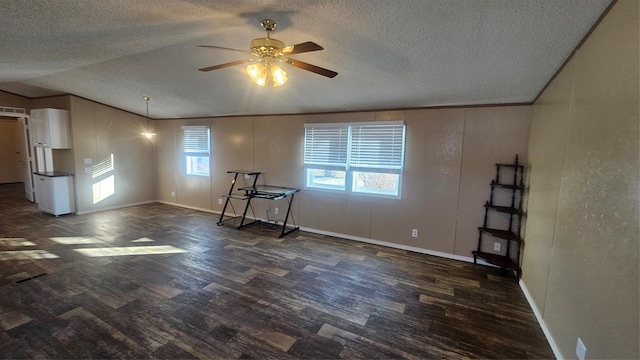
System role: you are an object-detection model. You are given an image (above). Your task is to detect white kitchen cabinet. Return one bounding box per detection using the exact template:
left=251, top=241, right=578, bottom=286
left=34, top=173, right=75, bottom=216
left=30, top=108, right=71, bottom=149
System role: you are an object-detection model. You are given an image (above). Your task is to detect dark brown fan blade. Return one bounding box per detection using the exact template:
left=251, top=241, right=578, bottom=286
left=283, top=58, right=338, bottom=78
left=282, top=41, right=324, bottom=55
left=199, top=59, right=253, bottom=72
left=197, top=45, right=250, bottom=54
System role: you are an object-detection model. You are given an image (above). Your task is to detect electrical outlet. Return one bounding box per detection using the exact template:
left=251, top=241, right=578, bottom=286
left=274, top=207, right=279, bottom=215
left=493, top=242, right=501, bottom=252
left=218, top=198, right=223, bottom=205
left=411, top=229, right=418, bottom=238
left=576, top=338, right=586, bottom=360
left=171, top=191, right=175, bottom=197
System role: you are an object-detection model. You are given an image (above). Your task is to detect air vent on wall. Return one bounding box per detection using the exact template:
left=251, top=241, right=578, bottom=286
left=0, top=106, right=27, bottom=117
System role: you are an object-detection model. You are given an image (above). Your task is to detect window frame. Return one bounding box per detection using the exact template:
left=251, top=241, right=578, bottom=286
left=303, top=121, right=406, bottom=198
left=182, top=126, right=211, bottom=177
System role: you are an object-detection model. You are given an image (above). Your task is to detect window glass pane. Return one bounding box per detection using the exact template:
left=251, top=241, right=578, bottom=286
left=306, top=168, right=346, bottom=190
left=352, top=171, right=399, bottom=196
left=186, top=155, right=210, bottom=176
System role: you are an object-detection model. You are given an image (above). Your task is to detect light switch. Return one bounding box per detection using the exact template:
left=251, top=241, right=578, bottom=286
left=84, top=158, right=92, bottom=165
left=84, top=167, right=92, bottom=174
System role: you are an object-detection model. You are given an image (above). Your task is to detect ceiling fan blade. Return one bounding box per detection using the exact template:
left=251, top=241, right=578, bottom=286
left=282, top=41, right=324, bottom=55
left=283, top=58, right=338, bottom=78
left=197, top=45, right=249, bottom=54
left=199, top=59, right=253, bottom=72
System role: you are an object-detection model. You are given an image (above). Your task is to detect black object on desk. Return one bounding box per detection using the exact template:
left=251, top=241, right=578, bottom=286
left=218, top=171, right=300, bottom=238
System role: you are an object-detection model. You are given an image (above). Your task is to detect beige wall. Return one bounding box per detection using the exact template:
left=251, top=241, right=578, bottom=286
left=69, top=96, right=156, bottom=214
left=0, top=91, right=28, bottom=109
left=524, top=0, right=639, bottom=358
left=156, top=106, right=531, bottom=259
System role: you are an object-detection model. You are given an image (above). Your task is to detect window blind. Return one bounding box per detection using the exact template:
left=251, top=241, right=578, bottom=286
left=303, top=123, right=349, bottom=167
left=350, top=121, right=405, bottom=171
left=182, top=126, right=210, bottom=154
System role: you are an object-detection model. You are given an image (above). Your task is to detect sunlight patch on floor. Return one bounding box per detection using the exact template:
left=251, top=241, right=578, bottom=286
left=73, top=245, right=187, bottom=257
left=49, top=237, right=105, bottom=245
left=0, top=238, right=36, bottom=247
left=0, top=250, right=59, bottom=260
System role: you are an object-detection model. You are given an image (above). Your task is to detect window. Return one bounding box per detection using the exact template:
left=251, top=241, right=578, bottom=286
left=182, top=126, right=210, bottom=176
left=304, top=121, right=406, bottom=198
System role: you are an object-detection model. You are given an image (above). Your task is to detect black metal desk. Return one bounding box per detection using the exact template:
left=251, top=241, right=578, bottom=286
left=236, top=185, right=300, bottom=238
left=217, top=170, right=300, bottom=238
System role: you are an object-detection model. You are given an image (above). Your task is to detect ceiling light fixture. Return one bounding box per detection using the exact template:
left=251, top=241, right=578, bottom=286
left=246, top=22, right=288, bottom=87
left=140, top=96, right=156, bottom=139
left=247, top=58, right=288, bottom=87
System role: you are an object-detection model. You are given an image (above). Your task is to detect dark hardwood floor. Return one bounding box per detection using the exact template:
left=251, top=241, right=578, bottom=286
left=0, top=183, right=554, bottom=359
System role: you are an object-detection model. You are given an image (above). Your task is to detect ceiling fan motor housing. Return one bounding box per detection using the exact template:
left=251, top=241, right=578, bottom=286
left=250, top=38, right=286, bottom=58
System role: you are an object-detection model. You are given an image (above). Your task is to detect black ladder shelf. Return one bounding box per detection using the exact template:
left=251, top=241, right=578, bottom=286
left=472, top=154, right=525, bottom=279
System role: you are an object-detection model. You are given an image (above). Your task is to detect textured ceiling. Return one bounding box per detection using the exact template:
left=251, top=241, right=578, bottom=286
left=0, top=0, right=612, bottom=119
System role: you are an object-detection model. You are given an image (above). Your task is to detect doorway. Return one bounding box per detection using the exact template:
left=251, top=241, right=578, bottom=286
left=0, top=107, right=34, bottom=202
left=0, top=118, right=23, bottom=184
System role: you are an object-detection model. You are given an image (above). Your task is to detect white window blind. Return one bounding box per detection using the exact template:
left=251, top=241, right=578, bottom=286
left=304, top=123, right=349, bottom=167
left=182, top=126, right=210, bottom=155
left=350, top=122, right=405, bottom=172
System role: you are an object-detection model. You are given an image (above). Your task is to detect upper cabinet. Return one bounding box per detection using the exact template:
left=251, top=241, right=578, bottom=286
left=30, top=108, right=71, bottom=149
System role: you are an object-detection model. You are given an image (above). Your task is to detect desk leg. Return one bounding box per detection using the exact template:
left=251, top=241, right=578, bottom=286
left=238, top=195, right=253, bottom=229
left=218, top=172, right=239, bottom=225
left=279, top=193, right=299, bottom=238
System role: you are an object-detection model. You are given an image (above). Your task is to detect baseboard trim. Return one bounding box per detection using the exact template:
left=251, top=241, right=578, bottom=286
left=298, top=226, right=476, bottom=263
left=75, top=200, right=156, bottom=215
left=156, top=201, right=502, bottom=267
left=155, top=201, right=477, bottom=263
left=519, top=280, right=561, bottom=359
left=156, top=201, right=220, bottom=215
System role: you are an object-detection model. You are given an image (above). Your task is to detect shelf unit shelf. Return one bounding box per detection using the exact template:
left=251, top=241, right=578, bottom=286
left=472, top=251, right=519, bottom=269
left=484, top=204, right=522, bottom=215
left=473, top=154, right=525, bottom=279
left=477, top=227, right=522, bottom=244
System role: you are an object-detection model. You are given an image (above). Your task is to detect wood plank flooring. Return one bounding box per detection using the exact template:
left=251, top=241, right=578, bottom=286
left=0, top=183, right=554, bottom=359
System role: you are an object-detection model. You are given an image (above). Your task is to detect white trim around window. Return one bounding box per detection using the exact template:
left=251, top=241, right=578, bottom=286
left=182, top=126, right=211, bottom=177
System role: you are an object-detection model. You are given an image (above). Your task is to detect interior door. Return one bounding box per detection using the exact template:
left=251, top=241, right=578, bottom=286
left=0, top=118, right=22, bottom=184
left=19, top=117, right=35, bottom=202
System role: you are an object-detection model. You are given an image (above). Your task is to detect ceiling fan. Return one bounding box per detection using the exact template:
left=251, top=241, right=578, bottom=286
left=197, top=19, right=338, bottom=87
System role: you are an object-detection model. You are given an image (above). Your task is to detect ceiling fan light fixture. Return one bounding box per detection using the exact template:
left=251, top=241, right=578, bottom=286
left=270, top=64, right=288, bottom=86
left=247, top=60, right=287, bottom=87
left=199, top=19, right=336, bottom=85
